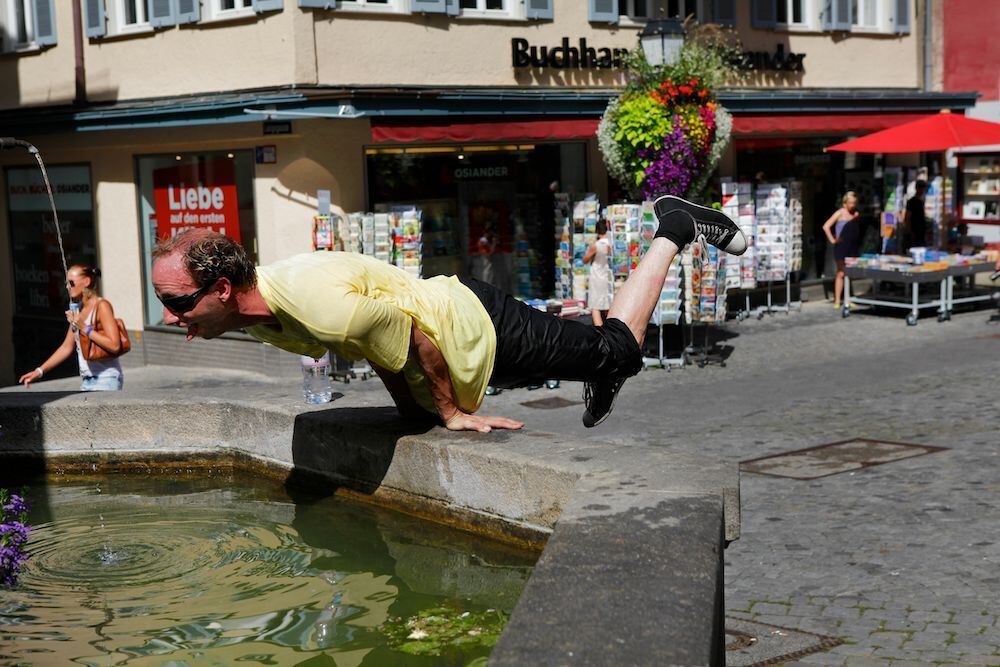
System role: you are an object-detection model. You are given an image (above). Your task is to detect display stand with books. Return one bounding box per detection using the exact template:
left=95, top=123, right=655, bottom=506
left=554, top=193, right=574, bottom=300
left=570, top=196, right=600, bottom=303
left=721, top=181, right=757, bottom=320
left=680, top=241, right=730, bottom=367
left=753, top=181, right=803, bottom=317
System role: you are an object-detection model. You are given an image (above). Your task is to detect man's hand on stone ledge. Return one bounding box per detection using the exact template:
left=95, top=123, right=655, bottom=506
left=444, top=411, right=524, bottom=434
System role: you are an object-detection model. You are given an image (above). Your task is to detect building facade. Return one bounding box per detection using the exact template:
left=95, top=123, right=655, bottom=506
left=0, top=0, right=976, bottom=384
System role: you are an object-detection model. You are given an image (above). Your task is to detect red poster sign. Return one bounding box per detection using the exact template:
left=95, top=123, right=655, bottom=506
left=153, top=160, right=241, bottom=242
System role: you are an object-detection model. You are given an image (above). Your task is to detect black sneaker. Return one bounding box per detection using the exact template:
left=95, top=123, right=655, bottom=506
left=582, top=376, right=627, bottom=428
left=653, top=195, right=748, bottom=255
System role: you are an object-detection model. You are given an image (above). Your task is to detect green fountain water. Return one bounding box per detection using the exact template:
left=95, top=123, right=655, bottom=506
left=1, top=473, right=535, bottom=666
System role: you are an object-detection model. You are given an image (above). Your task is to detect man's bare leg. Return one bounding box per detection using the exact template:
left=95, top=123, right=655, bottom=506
left=607, top=237, right=679, bottom=347
left=582, top=196, right=748, bottom=428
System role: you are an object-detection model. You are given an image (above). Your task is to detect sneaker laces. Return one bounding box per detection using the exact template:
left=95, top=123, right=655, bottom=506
left=695, top=221, right=728, bottom=244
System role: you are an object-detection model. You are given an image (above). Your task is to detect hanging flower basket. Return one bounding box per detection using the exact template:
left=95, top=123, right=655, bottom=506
left=598, top=28, right=738, bottom=202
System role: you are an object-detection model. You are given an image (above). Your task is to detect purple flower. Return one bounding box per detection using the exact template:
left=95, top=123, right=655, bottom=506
left=0, top=490, right=30, bottom=588
left=639, top=115, right=702, bottom=199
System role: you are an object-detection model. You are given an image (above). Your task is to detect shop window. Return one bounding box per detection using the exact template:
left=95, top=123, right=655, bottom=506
left=366, top=143, right=584, bottom=299
left=5, top=164, right=95, bottom=317
left=0, top=0, right=56, bottom=52
left=136, top=151, right=258, bottom=327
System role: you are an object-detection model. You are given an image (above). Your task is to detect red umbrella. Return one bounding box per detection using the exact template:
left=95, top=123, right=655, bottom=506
left=826, top=110, right=1000, bottom=153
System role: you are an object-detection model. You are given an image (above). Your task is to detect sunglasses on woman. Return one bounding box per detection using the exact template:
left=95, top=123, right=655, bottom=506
left=158, top=281, right=215, bottom=315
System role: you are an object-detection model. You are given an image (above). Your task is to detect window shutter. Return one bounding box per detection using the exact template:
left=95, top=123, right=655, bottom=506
left=751, top=0, right=775, bottom=28
left=298, top=0, right=335, bottom=7
left=832, top=0, right=851, bottom=29
left=32, top=0, right=57, bottom=45
left=893, top=0, right=910, bottom=33
left=588, top=0, right=618, bottom=24
left=445, top=0, right=459, bottom=16
left=820, top=0, right=832, bottom=29
left=411, top=0, right=448, bottom=13
left=526, top=0, right=554, bottom=20
left=85, top=0, right=106, bottom=37
left=253, top=0, right=282, bottom=9
left=712, top=0, right=736, bottom=26
left=176, top=0, right=199, bottom=24
left=147, top=0, right=178, bottom=27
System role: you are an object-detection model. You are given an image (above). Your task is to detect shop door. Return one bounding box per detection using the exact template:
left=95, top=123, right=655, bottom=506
left=459, top=180, right=518, bottom=294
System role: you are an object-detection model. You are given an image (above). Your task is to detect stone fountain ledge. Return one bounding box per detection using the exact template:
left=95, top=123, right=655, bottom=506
left=1, top=369, right=739, bottom=666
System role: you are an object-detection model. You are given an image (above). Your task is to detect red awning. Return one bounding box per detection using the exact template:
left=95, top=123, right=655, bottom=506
left=733, top=112, right=934, bottom=138
left=370, top=119, right=600, bottom=144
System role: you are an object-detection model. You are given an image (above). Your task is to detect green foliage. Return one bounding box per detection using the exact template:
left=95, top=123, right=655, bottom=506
left=614, top=94, right=675, bottom=152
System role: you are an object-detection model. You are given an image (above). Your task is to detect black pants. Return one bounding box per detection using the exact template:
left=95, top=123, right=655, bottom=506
left=460, top=276, right=643, bottom=389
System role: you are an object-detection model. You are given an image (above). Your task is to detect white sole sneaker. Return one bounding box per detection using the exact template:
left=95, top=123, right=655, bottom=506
left=653, top=195, right=748, bottom=255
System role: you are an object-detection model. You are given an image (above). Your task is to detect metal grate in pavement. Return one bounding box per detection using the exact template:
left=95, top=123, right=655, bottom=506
left=725, top=617, right=842, bottom=666
left=519, top=396, right=582, bottom=410
left=740, top=439, right=948, bottom=480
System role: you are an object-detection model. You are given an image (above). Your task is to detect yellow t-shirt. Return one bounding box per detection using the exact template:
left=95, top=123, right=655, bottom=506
left=246, top=252, right=496, bottom=414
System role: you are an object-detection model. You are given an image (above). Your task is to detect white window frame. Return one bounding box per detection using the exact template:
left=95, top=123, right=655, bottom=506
left=618, top=0, right=704, bottom=28
left=619, top=0, right=703, bottom=25
left=457, top=0, right=523, bottom=20
left=850, top=0, right=888, bottom=33
left=772, top=0, right=820, bottom=32
left=107, top=0, right=152, bottom=36
left=202, top=0, right=255, bottom=23
left=337, top=0, right=406, bottom=15
left=1, top=0, right=34, bottom=52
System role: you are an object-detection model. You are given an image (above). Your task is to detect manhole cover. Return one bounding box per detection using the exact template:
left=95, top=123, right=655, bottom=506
left=740, top=439, right=947, bottom=480
left=519, top=396, right=582, bottom=410
left=725, top=617, right=841, bottom=666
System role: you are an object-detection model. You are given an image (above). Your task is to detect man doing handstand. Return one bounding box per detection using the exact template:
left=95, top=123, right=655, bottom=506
left=151, top=196, right=747, bottom=433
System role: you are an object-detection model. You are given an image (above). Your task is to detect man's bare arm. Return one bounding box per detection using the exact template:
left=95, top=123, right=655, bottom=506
left=409, top=324, right=523, bottom=433
left=369, top=361, right=434, bottom=420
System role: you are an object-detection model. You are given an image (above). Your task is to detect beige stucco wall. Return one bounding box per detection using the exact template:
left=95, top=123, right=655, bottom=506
left=2, top=0, right=924, bottom=112
left=82, top=10, right=299, bottom=103
left=0, top=3, right=77, bottom=108
left=313, top=1, right=921, bottom=90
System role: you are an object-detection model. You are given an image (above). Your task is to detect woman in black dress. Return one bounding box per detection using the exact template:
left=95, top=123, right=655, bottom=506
left=822, top=191, right=861, bottom=308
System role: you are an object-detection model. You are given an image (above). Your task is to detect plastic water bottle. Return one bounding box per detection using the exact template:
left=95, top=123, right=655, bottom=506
left=301, top=353, right=333, bottom=404
left=68, top=301, right=80, bottom=329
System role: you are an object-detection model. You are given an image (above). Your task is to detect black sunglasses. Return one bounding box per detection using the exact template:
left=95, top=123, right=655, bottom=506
left=159, top=281, right=215, bottom=315
left=67, top=280, right=75, bottom=287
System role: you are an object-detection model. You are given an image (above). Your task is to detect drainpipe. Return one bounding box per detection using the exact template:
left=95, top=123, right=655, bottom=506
left=71, top=0, right=86, bottom=104
left=923, top=0, right=933, bottom=92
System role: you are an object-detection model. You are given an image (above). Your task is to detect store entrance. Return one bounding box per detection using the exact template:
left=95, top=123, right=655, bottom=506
left=367, top=142, right=584, bottom=298
left=736, top=139, right=849, bottom=281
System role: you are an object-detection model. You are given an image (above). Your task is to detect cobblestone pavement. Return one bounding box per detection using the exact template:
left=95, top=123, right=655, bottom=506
left=11, top=300, right=999, bottom=664
left=480, top=302, right=1000, bottom=666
